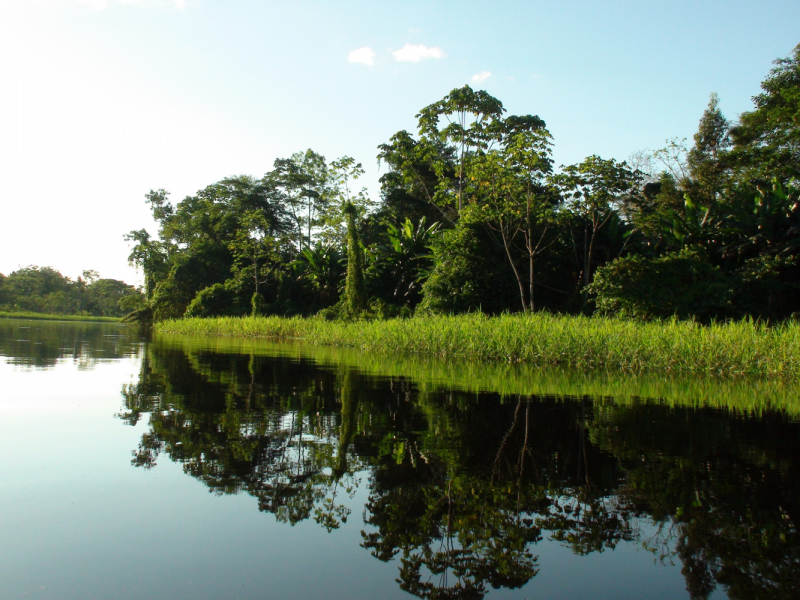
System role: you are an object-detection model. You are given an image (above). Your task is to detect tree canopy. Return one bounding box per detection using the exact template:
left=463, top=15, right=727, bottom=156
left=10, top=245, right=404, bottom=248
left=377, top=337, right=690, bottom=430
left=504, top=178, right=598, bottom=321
left=124, top=43, right=800, bottom=322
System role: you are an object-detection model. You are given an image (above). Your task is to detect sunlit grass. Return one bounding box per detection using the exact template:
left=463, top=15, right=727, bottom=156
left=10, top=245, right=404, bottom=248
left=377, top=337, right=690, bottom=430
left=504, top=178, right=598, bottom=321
left=153, top=332, right=800, bottom=415
left=157, top=313, right=800, bottom=380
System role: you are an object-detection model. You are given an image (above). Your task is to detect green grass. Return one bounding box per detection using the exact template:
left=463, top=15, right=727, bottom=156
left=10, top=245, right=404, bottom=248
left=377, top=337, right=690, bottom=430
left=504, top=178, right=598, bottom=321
left=0, top=310, right=121, bottom=323
left=157, top=312, right=800, bottom=379
left=154, top=332, right=800, bottom=415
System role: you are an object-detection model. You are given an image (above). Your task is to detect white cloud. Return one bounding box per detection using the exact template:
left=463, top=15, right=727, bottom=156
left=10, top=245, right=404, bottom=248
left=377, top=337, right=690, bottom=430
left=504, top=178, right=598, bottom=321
left=174, top=0, right=185, bottom=8
left=392, top=43, right=446, bottom=63
left=471, top=71, right=491, bottom=83
left=348, top=46, right=377, bottom=66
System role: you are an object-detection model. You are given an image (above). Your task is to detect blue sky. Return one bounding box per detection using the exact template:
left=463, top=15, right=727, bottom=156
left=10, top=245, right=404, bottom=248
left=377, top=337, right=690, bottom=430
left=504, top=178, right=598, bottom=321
left=1, top=0, right=798, bottom=285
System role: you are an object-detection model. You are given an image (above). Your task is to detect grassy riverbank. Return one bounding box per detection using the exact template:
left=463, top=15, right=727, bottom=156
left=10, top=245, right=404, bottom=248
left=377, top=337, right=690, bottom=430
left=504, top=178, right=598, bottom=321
left=157, top=313, right=800, bottom=379
left=154, top=332, right=800, bottom=414
left=0, top=310, right=121, bottom=323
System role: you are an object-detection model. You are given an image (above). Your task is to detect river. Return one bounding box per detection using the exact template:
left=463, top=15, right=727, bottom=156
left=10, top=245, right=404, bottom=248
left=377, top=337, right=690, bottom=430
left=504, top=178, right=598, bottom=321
left=1, top=318, right=798, bottom=599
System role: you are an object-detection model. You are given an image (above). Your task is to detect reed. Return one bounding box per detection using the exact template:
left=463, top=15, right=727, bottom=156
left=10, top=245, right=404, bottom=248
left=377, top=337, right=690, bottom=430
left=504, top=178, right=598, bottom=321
left=156, top=313, right=800, bottom=379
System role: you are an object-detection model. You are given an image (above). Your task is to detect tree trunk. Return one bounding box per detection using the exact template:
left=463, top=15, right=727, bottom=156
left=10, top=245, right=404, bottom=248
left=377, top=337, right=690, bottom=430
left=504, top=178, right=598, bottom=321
left=501, top=226, right=528, bottom=312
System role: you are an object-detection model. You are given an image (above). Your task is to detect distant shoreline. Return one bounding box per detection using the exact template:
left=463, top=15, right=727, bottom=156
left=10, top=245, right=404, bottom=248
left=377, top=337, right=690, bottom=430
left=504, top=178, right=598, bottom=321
left=0, top=311, right=122, bottom=323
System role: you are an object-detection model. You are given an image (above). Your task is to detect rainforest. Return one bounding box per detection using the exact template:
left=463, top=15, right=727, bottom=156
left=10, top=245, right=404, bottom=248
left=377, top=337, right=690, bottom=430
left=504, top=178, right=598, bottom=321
left=119, top=45, right=800, bottom=328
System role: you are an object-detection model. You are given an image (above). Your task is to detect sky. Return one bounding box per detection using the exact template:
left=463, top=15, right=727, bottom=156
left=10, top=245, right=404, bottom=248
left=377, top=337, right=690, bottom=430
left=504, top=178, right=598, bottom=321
left=1, top=0, right=798, bottom=286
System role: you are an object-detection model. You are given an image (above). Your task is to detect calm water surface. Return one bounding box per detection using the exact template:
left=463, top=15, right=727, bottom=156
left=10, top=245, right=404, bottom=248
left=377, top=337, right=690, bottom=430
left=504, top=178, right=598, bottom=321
left=1, top=319, right=798, bottom=599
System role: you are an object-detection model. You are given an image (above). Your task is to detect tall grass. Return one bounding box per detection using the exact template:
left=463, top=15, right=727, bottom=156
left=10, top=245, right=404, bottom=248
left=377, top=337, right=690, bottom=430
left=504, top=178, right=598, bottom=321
left=157, top=313, right=800, bottom=379
left=153, top=332, right=800, bottom=415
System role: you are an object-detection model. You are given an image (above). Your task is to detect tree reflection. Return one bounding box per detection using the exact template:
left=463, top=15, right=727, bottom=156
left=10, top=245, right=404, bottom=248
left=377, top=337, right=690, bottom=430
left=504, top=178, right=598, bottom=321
left=361, top=395, right=643, bottom=598
left=0, top=319, right=139, bottom=368
left=119, top=346, right=362, bottom=528
left=120, top=341, right=800, bottom=600
left=589, top=404, right=800, bottom=599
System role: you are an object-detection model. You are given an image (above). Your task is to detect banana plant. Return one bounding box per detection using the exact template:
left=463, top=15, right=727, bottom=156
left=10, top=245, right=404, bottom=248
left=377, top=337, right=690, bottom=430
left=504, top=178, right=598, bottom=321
left=661, top=195, right=717, bottom=248
left=292, top=242, right=345, bottom=307
left=374, top=217, right=440, bottom=304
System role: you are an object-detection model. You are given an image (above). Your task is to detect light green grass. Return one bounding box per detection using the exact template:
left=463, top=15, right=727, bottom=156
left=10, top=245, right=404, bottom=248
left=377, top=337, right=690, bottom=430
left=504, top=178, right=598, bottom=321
left=157, top=313, right=800, bottom=379
left=0, top=311, right=121, bottom=323
left=154, top=333, right=800, bottom=415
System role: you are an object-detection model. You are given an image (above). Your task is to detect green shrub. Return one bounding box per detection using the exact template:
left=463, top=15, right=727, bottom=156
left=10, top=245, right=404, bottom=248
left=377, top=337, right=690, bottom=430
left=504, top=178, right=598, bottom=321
left=418, top=220, right=510, bottom=315
left=316, top=297, right=410, bottom=321
left=589, top=248, right=734, bottom=319
left=185, top=283, right=238, bottom=318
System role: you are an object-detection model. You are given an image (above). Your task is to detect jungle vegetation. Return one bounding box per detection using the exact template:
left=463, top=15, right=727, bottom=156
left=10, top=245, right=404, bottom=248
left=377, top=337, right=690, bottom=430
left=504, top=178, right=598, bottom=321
left=0, top=266, right=144, bottom=319
left=128, top=45, right=800, bottom=323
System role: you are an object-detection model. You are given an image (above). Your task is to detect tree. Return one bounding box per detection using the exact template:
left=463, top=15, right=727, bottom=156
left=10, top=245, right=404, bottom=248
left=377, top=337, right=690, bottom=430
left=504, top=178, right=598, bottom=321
left=293, top=242, right=345, bottom=309
left=229, top=211, right=283, bottom=316
left=125, top=229, right=170, bottom=300
left=378, top=131, right=456, bottom=225
left=556, top=156, right=642, bottom=310
left=731, top=44, right=800, bottom=180
left=470, top=124, right=556, bottom=312
left=372, top=217, right=440, bottom=307
left=266, top=150, right=330, bottom=250
left=416, top=85, right=506, bottom=215
left=687, top=93, right=732, bottom=203
left=342, top=203, right=368, bottom=317
left=319, top=156, right=374, bottom=247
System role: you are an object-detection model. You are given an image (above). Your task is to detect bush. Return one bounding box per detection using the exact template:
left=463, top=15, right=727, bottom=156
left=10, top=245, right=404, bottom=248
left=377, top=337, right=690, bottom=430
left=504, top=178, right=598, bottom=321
left=588, top=248, right=734, bottom=320
left=185, top=283, right=239, bottom=318
left=317, top=297, right=411, bottom=321
left=417, top=220, right=512, bottom=315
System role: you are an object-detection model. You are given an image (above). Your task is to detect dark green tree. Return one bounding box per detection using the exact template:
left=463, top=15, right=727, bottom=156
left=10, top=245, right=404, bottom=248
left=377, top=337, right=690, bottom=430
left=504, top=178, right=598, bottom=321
left=730, top=43, right=800, bottom=180
left=342, top=203, right=368, bottom=317
left=687, top=93, right=732, bottom=203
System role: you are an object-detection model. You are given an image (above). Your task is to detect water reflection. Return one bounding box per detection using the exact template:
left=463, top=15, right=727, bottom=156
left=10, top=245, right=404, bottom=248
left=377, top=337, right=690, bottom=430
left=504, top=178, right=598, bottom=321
left=0, top=319, right=140, bottom=368
left=120, top=340, right=800, bottom=600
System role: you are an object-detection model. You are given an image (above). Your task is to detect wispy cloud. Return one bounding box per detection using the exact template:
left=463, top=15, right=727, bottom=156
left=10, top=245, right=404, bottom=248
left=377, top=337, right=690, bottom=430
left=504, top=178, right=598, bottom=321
left=348, top=47, right=377, bottom=66
left=392, top=43, right=446, bottom=63
left=471, top=71, right=491, bottom=83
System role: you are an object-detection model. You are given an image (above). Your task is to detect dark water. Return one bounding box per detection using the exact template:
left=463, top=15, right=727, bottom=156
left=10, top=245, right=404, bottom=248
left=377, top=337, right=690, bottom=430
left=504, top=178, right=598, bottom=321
left=1, top=320, right=799, bottom=600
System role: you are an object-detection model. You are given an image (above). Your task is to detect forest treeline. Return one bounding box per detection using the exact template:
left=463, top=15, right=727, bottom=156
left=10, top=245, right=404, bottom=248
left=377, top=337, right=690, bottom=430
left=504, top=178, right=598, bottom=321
left=129, top=44, right=800, bottom=322
left=0, top=266, right=144, bottom=318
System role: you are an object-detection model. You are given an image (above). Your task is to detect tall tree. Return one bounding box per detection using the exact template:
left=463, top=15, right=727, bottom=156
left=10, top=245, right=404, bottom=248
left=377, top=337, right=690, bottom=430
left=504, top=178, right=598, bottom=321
left=501, top=126, right=557, bottom=312
left=416, top=85, right=505, bottom=214
left=731, top=43, right=800, bottom=180
left=687, top=93, right=731, bottom=202
left=557, top=157, right=642, bottom=309
left=266, top=150, right=329, bottom=250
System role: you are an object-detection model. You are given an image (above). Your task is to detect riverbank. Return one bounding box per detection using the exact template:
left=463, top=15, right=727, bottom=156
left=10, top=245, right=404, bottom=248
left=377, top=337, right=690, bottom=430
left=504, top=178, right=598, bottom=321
left=157, top=313, right=800, bottom=379
left=153, top=332, right=800, bottom=414
left=0, top=311, right=121, bottom=323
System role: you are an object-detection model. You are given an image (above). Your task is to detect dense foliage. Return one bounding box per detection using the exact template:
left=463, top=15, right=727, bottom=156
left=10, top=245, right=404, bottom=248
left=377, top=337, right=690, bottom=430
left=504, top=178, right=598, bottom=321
left=0, top=266, right=143, bottom=317
left=129, top=44, right=800, bottom=322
